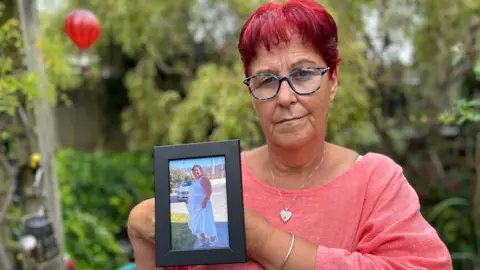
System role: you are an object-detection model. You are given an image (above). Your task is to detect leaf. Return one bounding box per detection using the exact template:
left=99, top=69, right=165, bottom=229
left=451, top=252, right=478, bottom=263
left=427, top=197, right=470, bottom=222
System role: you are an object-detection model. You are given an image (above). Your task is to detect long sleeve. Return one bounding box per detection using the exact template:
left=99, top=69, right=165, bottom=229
left=314, top=162, right=452, bottom=270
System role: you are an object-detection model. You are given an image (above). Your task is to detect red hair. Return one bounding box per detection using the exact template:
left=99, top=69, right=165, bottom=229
left=238, top=0, right=340, bottom=78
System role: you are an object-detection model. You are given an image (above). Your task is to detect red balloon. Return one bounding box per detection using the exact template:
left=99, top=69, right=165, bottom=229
left=64, top=9, right=101, bottom=51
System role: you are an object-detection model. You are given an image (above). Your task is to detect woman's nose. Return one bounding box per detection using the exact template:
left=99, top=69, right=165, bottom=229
left=276, top=80, right=297, bottom=106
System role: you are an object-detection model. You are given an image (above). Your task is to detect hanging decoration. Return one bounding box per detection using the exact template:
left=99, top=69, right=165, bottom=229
left=64, top=9, right=101, bottom=51
left=64, top=9, right=101, bottom=75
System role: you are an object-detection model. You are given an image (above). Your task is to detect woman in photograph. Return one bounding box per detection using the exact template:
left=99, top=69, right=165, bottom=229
left=187, top=165, right=217, bottom=247
left=128, top=0, right=452, bottom=269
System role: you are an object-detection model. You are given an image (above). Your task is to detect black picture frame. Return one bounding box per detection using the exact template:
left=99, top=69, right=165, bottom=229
left=154, top=139, right=247, bottom=267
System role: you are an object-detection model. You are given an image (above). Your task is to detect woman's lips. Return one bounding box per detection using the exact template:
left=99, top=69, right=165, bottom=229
left=277, top=115, right=306, bottom=124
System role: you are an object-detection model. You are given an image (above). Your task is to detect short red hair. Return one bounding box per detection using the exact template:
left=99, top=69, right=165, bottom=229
left=238, top=0, right=340, bottom=78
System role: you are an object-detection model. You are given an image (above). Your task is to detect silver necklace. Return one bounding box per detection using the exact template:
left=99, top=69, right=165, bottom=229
left=270, top=149, right=326, bottom=223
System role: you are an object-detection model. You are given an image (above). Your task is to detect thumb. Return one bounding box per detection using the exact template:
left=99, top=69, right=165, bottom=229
left=128, top=198, right=159, bottom=270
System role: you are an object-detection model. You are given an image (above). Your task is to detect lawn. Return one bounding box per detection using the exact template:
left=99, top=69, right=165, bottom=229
left=171, top=213, right=197, bottom=250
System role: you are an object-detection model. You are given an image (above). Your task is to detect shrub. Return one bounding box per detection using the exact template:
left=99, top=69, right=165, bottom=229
left=57, top=148, right=154, bottom=269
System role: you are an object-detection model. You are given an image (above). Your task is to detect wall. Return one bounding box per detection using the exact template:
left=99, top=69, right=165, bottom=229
left=54, top=88, right=127, bottom=152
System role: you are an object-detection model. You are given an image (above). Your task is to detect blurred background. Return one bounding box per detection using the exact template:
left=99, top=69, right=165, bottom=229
left=0, top=0, right=479, bottom=269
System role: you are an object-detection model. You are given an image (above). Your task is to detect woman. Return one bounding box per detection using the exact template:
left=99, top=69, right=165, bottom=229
left=128, top=0, right=452, bottom=269
left=187, top=165, right=217, bottom=247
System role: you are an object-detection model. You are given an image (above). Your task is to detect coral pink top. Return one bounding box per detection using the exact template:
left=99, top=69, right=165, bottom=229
left=170, top=152, right=452, bottom=269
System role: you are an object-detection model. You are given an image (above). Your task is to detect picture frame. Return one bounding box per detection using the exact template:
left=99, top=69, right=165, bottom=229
left=154, top=139, right=247, bottom=267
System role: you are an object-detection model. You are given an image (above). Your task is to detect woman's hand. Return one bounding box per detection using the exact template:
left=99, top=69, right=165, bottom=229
left=201, top=200, right=207, bottom=208
left=127, top=198, right=277, bottom=269
left=128, top=198, right=156, bottom=270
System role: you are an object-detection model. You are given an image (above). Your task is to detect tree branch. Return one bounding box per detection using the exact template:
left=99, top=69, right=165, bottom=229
left=155, top=54, right=177, bottom=75
left=143, top=44, right=188, bottom=77
left=361, top=20, right=405, bottom=161
left=0, top=240, right=12, bottom=270
left=15, top=105, right=36, bottom=153
left=438, top=15, right=479, bottom=94
left=473, top=132, right=480, bottom=225
left=0, top=155, right=16, bottom=223
left=0, top=112, right=13, bottom=132
left=428, top=148, right=446, bottom=184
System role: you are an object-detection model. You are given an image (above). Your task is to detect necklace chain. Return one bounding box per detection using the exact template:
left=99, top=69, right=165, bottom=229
left=270, top=148, right=326, bottom=212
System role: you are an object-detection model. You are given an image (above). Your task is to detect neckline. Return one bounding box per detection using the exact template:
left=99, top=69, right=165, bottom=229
left=241, top=151, right=372, bottom=195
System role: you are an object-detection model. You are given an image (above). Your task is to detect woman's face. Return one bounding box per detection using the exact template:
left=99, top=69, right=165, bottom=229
left=192, top=167, right=203, bottom=179
left=249, top=35, right=338, bottom=149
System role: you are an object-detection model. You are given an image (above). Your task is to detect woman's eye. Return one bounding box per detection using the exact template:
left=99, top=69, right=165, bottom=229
left=260, top=77, right=275, bottom=85
left=294, top=70, right=312, bottom=78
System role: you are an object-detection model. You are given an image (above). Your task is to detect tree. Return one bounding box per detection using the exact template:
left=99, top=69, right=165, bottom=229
left=0, top=3, right=38, bottom=268
left=169, top=167, right=191, bottom=193
left=0, top=0, right=78, bottom=268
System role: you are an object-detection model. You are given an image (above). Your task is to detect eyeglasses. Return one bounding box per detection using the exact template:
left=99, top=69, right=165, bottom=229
left=243, top=67, right=330, bottom=100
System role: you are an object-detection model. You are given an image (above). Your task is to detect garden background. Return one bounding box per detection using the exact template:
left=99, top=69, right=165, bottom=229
left=1, top=0, right=479, bottom=269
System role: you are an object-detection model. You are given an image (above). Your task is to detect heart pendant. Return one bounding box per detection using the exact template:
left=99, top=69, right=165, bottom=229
left=280, top=210, right=292, bottom=223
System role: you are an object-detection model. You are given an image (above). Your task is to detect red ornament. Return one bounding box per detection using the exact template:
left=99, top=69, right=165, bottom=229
left=64, top=9, right=101, bottom=51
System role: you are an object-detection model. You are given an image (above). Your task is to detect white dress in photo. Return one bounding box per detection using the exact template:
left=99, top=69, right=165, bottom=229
left=187, top=177, right=217, bottom=240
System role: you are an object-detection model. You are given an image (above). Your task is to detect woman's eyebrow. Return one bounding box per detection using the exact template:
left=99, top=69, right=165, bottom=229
left=252, top=59, right=317, bottom=75
left=290, top=59, right=316, bottom=69
left=252, top=68, right=277, bottom=75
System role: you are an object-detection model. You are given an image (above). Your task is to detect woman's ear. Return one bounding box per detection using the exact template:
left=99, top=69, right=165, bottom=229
left=329, top=67, right=339, bottom=102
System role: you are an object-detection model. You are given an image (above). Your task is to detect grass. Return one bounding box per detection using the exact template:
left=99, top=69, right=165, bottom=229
left=171, top=213, right=197, bottom=250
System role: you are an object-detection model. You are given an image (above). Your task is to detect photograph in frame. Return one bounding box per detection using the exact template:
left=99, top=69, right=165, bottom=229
left=169, top=156, right=229, bottom=250
left=154, top=140, right=246, bottom=267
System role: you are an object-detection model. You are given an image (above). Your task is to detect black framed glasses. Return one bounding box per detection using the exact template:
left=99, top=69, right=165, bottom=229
left=243, top=66, right=330, bottom=100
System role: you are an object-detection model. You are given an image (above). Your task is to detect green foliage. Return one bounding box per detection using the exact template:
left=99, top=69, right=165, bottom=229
left=435, top=64, right=480, bottom=270
left=63, top=209, right=127, bottom=269
left=0, top=1, right=78, bottom=115
left=412, top=0, right=479, bottom=91
left=423, top=197, right=480, bottom=268
left=38, top=13, right=81, bottom=92
left=167, top=62, right=264, bottom=149
left=0, top=3, right=38, bottom=114
left=57, top=149, right=154, bottom=269
left=440, top=99, right=480, bottom=125
left=121, top=59, right=183, bottom=148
